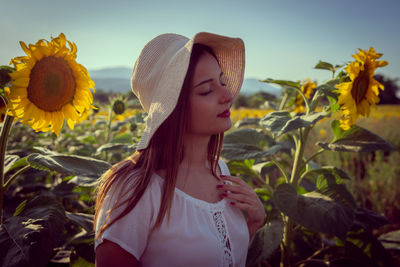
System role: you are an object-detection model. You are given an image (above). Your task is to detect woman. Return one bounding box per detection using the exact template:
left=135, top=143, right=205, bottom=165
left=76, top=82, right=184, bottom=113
left=95, top=32, right=266, bottom=267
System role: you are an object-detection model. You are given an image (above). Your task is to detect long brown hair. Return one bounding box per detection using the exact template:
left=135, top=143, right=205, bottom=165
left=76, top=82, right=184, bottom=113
left=94, top=44, right=225, bottom=237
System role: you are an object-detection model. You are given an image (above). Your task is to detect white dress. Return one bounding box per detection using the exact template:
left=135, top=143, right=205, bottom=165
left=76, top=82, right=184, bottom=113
left=95, top=160, right=250, bottom=267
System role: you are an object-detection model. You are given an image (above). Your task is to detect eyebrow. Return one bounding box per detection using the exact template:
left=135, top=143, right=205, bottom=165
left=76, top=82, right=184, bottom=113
left=193, top=72, right=224, bottom=88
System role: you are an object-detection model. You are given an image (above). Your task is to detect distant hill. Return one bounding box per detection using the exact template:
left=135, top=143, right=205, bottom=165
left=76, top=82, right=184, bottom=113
left=241, top=78, right=281, bottom=96
left=89, top=67, right=282, bottom=96
left=89, top=67, right=131, bottom=93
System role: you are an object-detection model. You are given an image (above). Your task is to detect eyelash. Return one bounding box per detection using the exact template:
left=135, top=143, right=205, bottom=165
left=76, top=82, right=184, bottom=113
left=200, top=90, right=212, bottom=96
left=199, top=80, right=226, bottom=96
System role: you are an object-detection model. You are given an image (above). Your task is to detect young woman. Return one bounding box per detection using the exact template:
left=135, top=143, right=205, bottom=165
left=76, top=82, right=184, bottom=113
left=94, top=32, right=266, bottom=267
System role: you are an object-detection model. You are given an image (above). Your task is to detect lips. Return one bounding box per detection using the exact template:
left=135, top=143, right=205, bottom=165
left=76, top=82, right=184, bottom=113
left=217, top=109, right=231, bottom=118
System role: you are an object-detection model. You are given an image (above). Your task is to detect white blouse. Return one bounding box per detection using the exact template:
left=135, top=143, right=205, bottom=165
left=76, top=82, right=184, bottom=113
left=95, top=160, right=250, bottom=267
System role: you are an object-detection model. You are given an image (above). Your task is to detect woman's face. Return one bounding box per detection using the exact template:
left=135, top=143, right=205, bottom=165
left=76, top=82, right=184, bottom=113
left=187, top=52, right=234, bottom=136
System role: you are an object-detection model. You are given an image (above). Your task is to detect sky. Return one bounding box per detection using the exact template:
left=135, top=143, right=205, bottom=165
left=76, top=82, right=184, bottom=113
left=1, top=0, right=400, bottom=84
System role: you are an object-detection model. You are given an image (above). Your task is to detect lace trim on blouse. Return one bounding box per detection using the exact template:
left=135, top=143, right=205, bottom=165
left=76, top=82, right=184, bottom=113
left=212, top=210, right=234, bottom=267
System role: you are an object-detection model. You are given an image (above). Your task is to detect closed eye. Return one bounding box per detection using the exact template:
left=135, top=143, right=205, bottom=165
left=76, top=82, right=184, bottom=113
left=199, top=90, right=212, bottom=96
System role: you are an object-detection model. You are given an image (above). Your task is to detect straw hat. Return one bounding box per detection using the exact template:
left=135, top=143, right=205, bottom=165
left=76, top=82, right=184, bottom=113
left=131, top=32, right=245, bottom=150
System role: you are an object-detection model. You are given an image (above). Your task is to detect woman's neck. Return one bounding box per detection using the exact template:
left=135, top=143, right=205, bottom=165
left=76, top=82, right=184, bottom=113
left=182, top=134, right=210, bottom=168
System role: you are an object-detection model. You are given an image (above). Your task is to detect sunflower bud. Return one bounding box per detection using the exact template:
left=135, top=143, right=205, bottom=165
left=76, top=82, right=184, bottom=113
left=112, top=99, right=125, bottom=115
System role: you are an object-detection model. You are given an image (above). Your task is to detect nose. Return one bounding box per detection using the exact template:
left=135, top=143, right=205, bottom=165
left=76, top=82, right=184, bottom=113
left=219, top=86, right=233, bottom=105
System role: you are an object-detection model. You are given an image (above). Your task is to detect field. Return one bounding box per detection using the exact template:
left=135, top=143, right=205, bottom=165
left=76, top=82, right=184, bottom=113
left=1, top=102, right=400, bottom=266
left=233, top=105, right=400, bottom=224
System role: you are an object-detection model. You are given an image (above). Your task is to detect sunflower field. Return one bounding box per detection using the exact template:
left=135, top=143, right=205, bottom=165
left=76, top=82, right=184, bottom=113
left=0, top=34, right=400, bottom=266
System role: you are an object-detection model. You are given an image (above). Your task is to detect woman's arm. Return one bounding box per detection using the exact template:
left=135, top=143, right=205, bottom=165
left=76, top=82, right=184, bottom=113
left=96, top=239, right=139, bottom=267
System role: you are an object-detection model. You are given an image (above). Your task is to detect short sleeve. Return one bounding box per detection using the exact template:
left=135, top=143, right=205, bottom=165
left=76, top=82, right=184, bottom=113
left=95, top=173, right=160, bottom=260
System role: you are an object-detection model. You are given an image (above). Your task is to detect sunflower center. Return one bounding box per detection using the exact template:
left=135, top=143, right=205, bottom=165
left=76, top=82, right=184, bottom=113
left=27, top=56, right=76, bottom=112
left=351, top=64, right=370, bottom=104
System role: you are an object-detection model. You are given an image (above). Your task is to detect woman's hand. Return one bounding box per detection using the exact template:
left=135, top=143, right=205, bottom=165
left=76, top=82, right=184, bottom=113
left=217, top=175, right=266, bottom=239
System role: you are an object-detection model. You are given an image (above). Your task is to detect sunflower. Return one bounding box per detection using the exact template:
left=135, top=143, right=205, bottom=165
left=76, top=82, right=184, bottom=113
left=336, top=47, right=388, bottom=130
left=293, top=79, right=316, bottom=113
left=5, top=33, right=95, bottom=135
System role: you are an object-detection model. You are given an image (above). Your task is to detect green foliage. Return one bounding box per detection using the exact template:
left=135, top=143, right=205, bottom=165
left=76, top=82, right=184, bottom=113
left=0, top=55, right=398, bottom=266
left=224, top=60, right=398, bottom=266
left=261, top=111, right=326, bottom=137
left=26, top=151, right=111, bottom=178
left=247, top=210, right=284, bottom=266
left=273, top=183, right=355, bottom=239
left=0, top=196, right=66, bottom=266
left=0, top=93, right=146, bottom=266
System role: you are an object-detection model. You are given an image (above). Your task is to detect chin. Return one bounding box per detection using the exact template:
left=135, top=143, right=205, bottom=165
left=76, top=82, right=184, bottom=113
left=219, top=120, right=232, bottom=132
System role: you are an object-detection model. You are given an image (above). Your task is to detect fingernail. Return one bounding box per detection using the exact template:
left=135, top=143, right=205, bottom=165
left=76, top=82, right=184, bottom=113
left=216, top=185, right=223, bottom=189
left=221, top=193, right=227, bottom=198
left=230, top=202, right=235, bottom=205
left=220, top=175, right=226, bottom=178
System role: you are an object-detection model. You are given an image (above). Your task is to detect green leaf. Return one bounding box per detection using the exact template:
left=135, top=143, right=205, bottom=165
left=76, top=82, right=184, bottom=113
left=254, top=187, right=272, bottom=198
left=70, top=252, right=95, bottom=267
left=222, top=143, right=285, bottom=163
left=0, top=195, right=66, bottom=266
left=27, top=153, right=111, bottom=178
left=13, top=200, right=27, bottom=216
left=316, top=83, right=338, bottom=100
left=227, top=160, right=259, bottom=178
left=379, top=230, right=400, bottom=250
left=317, top=120, right=395, bottom=152
left=112, top=133, right=133, bottom=144
left=224, top=128, right=274, bottom=147
left=305, top=166, right=351, bottom=186
left=246, top=209, right=283, bottom=266
left=96, top=143, right=135, bottom=154
left=318, top=184, right=357, bottom=210
left=354, top=207, right=389, bottom=231
left=344, top=227, right=392, bottom=267
left=4, top=155, right=21, bottom=175
left=261, top=111, right=326, bottom=137
left=314, top=61, right=334, bottom=71
left=68, top=176, right=99, bottom=187
left=66, top=212, right=94, bottom=232
left=273, top=183, right=354, bottom=238
left=234, top=118, right=261, bottom=128
left=327, top=95, right=340, bottom=113
left=260, top=78, right=300, bottom=89
left=253, top=161, right=277, bottom=177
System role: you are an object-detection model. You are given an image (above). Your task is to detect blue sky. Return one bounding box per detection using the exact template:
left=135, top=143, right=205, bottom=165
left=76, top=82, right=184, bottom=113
left=1, top=0, right=399, bottom=84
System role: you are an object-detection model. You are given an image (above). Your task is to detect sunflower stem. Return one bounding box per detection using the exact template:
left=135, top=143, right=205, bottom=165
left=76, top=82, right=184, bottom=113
left=0, top=113, right=14, bottom=225
left=106, top=106, right=113, bottom=143
left=4, top=165, right=30, bottom=191
left=281, top=126, right=311, bottom=266
left=270, top=157, right=289, bottom=183
left=279, top=92, right=289, bottom=110
left=293, top=87, right=311, bottom=115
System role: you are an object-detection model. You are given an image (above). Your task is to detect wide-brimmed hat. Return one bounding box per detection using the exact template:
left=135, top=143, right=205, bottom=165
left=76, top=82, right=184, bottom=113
left=131, top=32, right=245, bottom=150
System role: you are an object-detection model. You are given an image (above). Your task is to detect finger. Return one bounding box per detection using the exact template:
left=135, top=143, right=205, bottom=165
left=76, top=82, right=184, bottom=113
left=221, top=191, right=257, bottom=205
left=229, top=201, right=252, bottom=211
left=220, top=175, right=251, bottom=188
left=217, top=184, right=253, bottom=195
